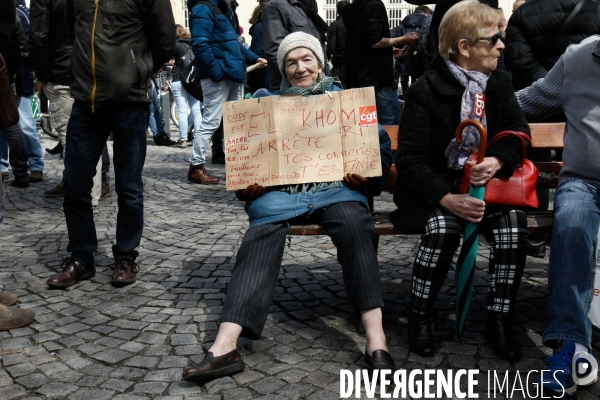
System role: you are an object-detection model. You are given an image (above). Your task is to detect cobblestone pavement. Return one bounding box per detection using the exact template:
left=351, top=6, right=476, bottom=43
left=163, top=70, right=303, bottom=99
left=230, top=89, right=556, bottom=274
left=1, top=132, right=599, bottom=400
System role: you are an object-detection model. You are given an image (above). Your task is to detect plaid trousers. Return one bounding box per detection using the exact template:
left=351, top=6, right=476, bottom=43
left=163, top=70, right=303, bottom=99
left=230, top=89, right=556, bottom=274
left=410, top=207, right=528, bottom=315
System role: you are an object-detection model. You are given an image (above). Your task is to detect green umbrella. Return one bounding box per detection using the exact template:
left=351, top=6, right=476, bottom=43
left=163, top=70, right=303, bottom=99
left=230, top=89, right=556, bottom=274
left=454, top=119, right=488, bottom=339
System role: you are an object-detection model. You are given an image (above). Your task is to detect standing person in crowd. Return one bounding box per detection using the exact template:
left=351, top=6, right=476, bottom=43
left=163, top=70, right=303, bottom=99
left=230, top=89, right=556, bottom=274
left=44, top=0, right=175, bottom=289
left=343, top=0, right=418, bottom=125
left=517, top=35, right=600, bottom=398
left=262, top=0, right=328, bottom=92
left=30, top=0, right=104, bottom=210
left=505, top=0, right=600, bottom=257
left=172, top=25, right=202, bottom=148
left=0, top=0, right=35, bottom=331
left=150, top=77, right=176, bottom=147
left=405, top=0, right=498, bottom=68
left=0, top=8, right=30, bottom=189
left=182, top=32, right=393, bottom=383
left=247, top=0, right=269, bottom=94
left=505, top=0, right=600, bottom=91
left=392, top=5, right=432, bottom=96
left=327, top=0, right=349, bottom=87
left=0, top=0, right=44, bottom=184
left=392, top=0, right=529, bottom=362
left=187, top=0, right=266, bottom=185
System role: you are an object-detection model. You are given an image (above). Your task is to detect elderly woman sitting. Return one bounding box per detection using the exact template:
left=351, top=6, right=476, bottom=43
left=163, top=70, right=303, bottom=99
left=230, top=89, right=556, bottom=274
left=182, top=32, right=393, bottom=382
left=391, top=0, right=530, bottom=362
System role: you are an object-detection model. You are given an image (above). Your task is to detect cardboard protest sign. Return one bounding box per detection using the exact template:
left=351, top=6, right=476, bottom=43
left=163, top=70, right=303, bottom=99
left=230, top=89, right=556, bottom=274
left=222, top=87, right=382, bottom=191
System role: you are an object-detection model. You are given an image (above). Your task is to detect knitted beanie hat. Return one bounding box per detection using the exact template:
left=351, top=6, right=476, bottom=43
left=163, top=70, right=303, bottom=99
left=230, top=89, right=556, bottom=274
left=277, top=32, right=324, bottom=75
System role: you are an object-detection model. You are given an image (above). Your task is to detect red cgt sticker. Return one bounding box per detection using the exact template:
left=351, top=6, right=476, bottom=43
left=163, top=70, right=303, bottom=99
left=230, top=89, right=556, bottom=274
left=474, top=92, right=485, bottom=118
left=359, top=106, right=378, bottom=127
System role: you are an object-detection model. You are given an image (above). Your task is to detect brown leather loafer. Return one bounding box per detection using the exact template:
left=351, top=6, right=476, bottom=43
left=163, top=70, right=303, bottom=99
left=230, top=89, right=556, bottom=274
left=0, top=293, right=17, bottom=306
left=364, top=349, right=398, bottom=372
left=182, top=350, right=244, bottom=382
left=0, top=304, right=35, bottom=331
left=110, top=258, right=140, bottom=286
left=47, top=258, right=96, bottom=288
left=188, top=164, right=219, bottom=184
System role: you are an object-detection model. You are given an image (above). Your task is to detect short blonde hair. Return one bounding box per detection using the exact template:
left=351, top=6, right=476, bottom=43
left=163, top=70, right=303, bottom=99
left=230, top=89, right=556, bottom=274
left=438, top=0, right=503, bottom=61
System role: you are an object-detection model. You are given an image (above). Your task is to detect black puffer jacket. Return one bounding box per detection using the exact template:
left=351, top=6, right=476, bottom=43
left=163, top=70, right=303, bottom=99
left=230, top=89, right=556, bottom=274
left=65, top=0, right=176, bottom=109
left=29, top=0, right=72, bottom=85
left=505, top=0, right=600, bottom=90
left=391, top=55, right=530, bottom=233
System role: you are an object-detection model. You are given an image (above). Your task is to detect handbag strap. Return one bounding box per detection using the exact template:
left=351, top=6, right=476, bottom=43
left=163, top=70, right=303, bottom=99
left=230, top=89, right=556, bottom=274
left=546, top=0, right=587, bottom=50
left=487, top=130, right=531, bottom=165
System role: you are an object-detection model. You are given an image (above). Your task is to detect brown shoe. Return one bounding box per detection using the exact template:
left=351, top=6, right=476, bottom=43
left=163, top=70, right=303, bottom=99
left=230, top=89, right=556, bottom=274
left=47, top=258, right=96, bottom=289
left=0, top=304, right=35, bottom=331
left=188, top=164, right=219, bottom=185
left=182, top=350, right=244, bottom=382
left=99, top=183, right=111, bottom=200
left=30, top=171, right=44, bottom=182
left=44, top=181, right=66, bottom=198
left=0, top=293, right=17, bottom=306
left=2, top=171, right=9, bottom=182
left=110, top=258, right=139, bottom=286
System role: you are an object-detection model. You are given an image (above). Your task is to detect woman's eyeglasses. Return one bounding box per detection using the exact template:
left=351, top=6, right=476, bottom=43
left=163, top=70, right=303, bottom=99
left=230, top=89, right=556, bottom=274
left=477, top=31, right=505, bottom=45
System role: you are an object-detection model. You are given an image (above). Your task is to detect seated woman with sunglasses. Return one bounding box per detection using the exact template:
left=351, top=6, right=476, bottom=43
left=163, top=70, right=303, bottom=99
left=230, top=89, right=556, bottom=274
left=390, top=0, right=530, bottom=361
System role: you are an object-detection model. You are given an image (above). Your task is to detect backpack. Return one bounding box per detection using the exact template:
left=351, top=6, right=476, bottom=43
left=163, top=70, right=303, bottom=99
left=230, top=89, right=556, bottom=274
left=179, top=42, right=203, bottom=101
left=405, top=13, right=432, bottom=79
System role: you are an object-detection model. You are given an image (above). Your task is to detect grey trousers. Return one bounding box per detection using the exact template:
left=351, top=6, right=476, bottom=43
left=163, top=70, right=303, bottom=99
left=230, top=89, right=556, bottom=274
left=221, top=201, right=384, bottom=340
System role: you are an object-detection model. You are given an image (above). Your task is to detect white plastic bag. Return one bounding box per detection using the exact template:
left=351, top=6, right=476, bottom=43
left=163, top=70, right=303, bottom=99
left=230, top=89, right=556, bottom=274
left=587, top=229, right=600, bottom=328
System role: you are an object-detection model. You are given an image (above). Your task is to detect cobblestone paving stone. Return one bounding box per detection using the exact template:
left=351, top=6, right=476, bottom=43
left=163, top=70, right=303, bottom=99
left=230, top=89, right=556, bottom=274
left=1, top=133, right=599, bottom=400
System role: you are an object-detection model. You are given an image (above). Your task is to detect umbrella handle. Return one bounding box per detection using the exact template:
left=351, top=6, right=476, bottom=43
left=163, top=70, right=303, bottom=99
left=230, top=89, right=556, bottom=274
left=455, top=119, right=488, bottom=165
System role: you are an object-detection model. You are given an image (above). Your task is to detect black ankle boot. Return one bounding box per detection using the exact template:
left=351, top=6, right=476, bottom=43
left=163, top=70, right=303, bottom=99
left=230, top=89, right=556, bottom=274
left=486, top=312, right=521, bottom=362
left=407, top=311, right=435, bottom=357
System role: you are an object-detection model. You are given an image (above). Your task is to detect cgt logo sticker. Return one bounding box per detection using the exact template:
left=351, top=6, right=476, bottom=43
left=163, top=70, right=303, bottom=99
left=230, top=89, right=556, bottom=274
left=359, top=106, right=378, bottom=127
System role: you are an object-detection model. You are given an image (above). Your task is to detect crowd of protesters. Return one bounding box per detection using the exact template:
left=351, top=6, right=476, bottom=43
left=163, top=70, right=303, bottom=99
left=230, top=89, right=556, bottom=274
left=1, top=0, right=600, bottom=397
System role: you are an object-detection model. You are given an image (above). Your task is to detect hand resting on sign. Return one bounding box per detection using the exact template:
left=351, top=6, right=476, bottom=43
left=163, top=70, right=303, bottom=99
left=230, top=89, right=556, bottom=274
left=238, top=183, right=265, bottom=200
left=343, top=173, right=369, bottom=191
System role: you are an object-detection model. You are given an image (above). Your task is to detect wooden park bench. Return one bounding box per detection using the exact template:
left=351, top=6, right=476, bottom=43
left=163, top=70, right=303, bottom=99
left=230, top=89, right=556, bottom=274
left=289, top=122, right=566, bottom=237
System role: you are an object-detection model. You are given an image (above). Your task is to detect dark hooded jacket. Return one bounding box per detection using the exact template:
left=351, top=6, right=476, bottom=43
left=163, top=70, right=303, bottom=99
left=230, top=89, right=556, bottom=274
left=29, top=0, right=72, bottom=85
left=343, top=0, right=394, bottom=88
left=65, top=0, right=176, bottom=108
left=505, top=0, right=600, bottom=90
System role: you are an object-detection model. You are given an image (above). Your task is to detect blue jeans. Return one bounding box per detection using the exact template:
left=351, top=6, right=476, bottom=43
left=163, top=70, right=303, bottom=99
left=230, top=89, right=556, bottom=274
left=0, top=95, right=44, bottom=172
left=172, top=81, right=202, bottom=142
left=148, top=81, right=165, bottom=137
left=190, top=78, right=242, bottom=165
left=64, top=100, right=148, bottom=267
left=375, top=86, right=401, bottom=126
left=543, top=177, right=600, bottom=348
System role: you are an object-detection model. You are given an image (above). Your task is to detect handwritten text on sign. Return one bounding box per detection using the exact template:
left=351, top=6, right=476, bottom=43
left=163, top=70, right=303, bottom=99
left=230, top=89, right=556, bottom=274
left=223, top=87, right=382, bottom=190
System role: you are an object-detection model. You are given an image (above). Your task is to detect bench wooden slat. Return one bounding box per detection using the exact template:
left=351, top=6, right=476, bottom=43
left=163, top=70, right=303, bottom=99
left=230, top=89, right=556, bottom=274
left=290, top=122, right=565, bottom=236
left=530, top=123, right=565, bottom=149
left=288, top=211, right=555, bottom=236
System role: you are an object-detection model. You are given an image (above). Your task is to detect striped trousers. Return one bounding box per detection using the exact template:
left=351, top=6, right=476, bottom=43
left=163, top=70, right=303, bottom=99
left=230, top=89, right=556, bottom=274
left=221, top=201, right=384, bottom=340
left=410, top=207, right=528, bottom=315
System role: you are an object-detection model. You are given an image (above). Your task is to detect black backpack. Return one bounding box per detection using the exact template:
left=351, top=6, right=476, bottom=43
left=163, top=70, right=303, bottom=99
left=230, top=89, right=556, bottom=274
left=179, top=42, right=203, bottom=101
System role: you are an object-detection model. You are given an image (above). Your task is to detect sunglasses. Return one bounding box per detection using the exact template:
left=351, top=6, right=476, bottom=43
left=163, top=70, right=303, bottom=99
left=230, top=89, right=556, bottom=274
left=477, top=31, right=505, bottom=45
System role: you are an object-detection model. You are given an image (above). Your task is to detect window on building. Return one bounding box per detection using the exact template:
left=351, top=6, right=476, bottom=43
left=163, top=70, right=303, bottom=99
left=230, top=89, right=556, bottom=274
left=387, top=0, right=415, bottom=29
left=324, top=0, right=337, bottom=25
left=184, top=6, right=189, bottom=29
